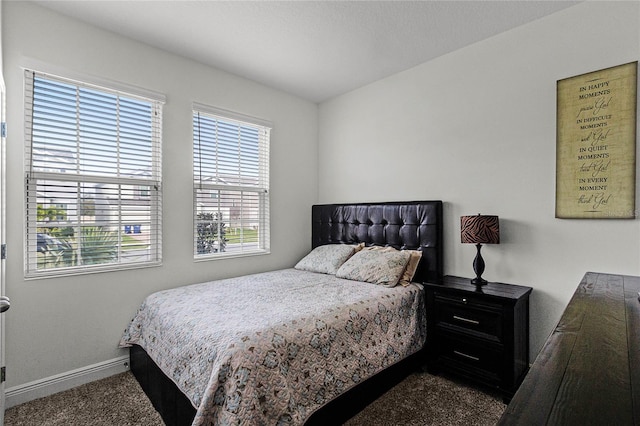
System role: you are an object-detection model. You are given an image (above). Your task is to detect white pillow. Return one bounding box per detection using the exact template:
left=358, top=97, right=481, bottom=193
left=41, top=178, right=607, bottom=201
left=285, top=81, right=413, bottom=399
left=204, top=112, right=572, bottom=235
left=336, top=249, right=411, bottom=287
left=294, top=244, right=357, bottom=275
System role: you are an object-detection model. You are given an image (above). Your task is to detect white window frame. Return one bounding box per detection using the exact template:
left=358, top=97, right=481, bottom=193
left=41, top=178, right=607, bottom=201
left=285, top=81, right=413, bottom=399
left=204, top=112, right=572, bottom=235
left=24, top=69, right=164, bottom=278
left=193, top=103, right=271, bottom=260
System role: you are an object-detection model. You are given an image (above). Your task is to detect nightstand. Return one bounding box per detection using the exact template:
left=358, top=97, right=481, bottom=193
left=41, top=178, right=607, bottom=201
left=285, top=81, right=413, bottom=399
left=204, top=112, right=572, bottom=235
left=425, top=275, right=532, bottom=400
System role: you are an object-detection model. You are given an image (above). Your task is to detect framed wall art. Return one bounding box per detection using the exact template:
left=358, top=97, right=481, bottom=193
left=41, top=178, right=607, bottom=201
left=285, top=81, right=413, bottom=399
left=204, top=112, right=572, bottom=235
left=556, top=61, right=637, bottom=219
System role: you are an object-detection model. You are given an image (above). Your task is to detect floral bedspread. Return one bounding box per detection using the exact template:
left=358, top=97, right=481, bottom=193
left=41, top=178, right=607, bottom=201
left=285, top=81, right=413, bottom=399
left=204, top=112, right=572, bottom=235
left=120, top=268, right=426, bottom=425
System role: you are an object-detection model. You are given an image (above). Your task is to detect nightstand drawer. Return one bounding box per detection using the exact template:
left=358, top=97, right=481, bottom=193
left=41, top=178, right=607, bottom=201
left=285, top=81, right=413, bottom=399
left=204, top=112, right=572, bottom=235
left=436, top=334, right=502, bottom=384
left=434, top=294, right=503, bottom=342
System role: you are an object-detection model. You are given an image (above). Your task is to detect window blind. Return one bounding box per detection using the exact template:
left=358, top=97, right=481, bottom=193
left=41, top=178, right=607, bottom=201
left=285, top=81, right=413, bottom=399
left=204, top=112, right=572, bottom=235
left=193, top=106, right=270, bottom=258
left=24, top=70, right=163, bottom=277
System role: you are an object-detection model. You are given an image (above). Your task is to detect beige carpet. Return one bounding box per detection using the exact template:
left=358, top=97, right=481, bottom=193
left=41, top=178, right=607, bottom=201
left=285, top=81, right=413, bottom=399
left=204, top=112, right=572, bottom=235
left=5, top=370, right=505, bottom=425
left=5, top=373, right=163, bottom=426
left=345, top=370, right=506, bottom=426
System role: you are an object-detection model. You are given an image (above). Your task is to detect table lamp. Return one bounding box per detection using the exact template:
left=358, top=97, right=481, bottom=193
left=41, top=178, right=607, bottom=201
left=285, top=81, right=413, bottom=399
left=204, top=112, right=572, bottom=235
left=460, top=214, right=500, bottom=287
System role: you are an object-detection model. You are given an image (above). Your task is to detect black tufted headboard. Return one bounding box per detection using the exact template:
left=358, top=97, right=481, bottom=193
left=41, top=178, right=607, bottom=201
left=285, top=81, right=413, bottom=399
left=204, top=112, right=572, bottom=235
left=311, top=201, right=443, bottom=283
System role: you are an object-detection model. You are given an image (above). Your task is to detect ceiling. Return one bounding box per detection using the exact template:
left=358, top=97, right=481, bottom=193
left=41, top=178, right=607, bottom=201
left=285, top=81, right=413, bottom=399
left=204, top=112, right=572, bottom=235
left=32, top=0, right=580, bottom=103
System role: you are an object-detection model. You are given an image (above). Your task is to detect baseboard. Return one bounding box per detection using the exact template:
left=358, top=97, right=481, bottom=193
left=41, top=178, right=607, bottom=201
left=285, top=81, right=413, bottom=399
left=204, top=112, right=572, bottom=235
left=5, top=355, right=130, bottom=408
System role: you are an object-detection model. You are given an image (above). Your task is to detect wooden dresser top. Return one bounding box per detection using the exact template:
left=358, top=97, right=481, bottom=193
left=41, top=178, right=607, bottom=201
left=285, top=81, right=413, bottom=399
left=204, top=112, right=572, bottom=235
left=498, top=272, right=640, bottom=425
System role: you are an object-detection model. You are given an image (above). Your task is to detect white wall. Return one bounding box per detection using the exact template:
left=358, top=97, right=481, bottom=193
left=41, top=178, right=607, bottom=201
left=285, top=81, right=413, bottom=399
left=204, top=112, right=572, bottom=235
left=2, top=2, right=318, bottom=388
left=319, top=1, right=640, bottom=359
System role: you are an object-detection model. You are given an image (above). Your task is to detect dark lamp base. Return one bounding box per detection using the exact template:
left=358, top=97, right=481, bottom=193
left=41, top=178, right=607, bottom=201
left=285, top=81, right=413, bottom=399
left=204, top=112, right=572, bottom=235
left=471, top=277, right=488, bottom=286
left=470, top=243, right=488, bottom=288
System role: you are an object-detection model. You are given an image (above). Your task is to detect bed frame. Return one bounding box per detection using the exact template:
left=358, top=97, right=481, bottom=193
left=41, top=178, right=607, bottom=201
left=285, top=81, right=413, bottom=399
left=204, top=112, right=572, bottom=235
left=130, top=200, right=443, bottom=425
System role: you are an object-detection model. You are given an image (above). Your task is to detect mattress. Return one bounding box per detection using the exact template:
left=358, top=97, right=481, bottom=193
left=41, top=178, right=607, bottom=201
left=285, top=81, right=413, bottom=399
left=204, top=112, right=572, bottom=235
left=120, top=268, right=426, bottom=425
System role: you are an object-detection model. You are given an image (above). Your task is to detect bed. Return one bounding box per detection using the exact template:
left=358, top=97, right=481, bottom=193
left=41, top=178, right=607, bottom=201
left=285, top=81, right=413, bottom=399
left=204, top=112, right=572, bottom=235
left=121, top=200, right=443, bottom=425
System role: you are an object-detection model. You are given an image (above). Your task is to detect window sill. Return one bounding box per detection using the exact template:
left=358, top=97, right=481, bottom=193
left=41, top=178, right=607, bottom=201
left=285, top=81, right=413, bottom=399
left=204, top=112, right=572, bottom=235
left=24, top=260, right=163, bottom=280
left=193, top=250, right=270, bottom=263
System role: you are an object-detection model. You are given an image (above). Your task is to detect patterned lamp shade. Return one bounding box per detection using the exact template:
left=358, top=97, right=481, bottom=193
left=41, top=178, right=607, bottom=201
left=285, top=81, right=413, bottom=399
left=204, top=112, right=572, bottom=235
left=460, top=215, right=500, bottom=245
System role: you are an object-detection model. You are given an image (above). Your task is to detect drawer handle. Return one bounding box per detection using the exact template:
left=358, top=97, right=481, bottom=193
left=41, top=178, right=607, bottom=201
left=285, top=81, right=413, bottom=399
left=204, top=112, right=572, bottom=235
left=453, top=350, right=480, bottom=362
left=453, top=315, right=480, bottom=325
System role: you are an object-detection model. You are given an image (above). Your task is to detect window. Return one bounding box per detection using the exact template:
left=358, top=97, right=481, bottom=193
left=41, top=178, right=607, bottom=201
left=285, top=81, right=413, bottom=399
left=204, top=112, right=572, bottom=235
left=24, top=70, right=163, bottom=277
left=193, top=104, right=270, bottom=258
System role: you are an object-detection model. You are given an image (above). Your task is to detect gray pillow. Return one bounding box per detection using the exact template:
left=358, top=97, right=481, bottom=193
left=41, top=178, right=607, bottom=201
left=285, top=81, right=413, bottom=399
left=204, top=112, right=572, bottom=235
left=294, top=244, right=357, bottom=274
left=336, top=249, right=411, bottom=287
